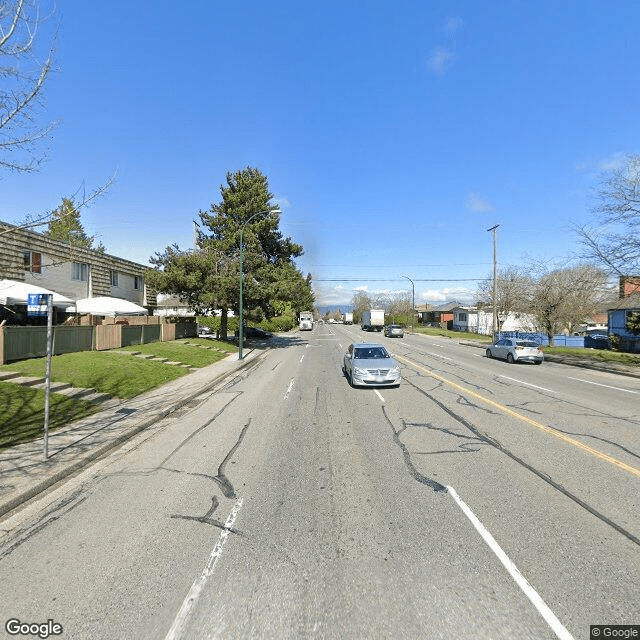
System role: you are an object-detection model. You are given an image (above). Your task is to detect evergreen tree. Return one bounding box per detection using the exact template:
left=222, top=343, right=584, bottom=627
left=147, top=167, right=313, bottom=338
left=46, top=198, right=105, bottom=251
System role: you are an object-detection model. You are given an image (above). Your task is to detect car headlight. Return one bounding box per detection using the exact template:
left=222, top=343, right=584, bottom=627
left=354, top=367, right=368, bottom=375
left=389, top=367, right=400, bottom=375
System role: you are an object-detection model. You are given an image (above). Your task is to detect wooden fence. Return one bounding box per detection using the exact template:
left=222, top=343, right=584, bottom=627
left=0, top=319, right=197, bottom=364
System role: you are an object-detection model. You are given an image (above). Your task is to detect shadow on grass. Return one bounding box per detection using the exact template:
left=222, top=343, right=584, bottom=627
left=0, top=383, right=97, bottom=450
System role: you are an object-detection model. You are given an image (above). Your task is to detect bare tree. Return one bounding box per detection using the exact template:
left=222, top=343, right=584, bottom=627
left=386, top=291, right=412, bottom=323
left=1, top=0, right=57, bottom=173
left=350, top=290, right=371, bottom=324
left=476, top=266, right=532, bottom=331
left=528, top=262, right=611, bottom=345
left=575, top=154, right=640, bottom=274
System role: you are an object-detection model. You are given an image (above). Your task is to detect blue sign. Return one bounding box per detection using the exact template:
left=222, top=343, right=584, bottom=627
left=27, top=293, right=51, bottom=316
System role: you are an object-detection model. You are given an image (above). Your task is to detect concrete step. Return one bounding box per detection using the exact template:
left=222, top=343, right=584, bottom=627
left=55, top=387, right=113, bottom=404
left=31, top=381, right=73, bottom=393
left=0, top=371, right=20, bottom=382
left=11, top=376, right=46, bottom=387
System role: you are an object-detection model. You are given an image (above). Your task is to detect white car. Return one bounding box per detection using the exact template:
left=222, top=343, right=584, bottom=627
left=486, top=338, right=544, bottom=364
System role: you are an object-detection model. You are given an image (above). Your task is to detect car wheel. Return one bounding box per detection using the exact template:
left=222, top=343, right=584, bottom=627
left=486, top=349, right=492, bottom=358
left=507, top=353, right=515, bottom=364
left=535, top=360, right=542, bottom=365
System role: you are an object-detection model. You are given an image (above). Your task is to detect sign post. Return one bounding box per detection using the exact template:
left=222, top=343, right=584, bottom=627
left=28, top=293, right=53, bottom=460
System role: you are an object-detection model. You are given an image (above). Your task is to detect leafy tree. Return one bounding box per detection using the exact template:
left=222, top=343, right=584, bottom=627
left=147, top=167, right=313, bottom=338
left=45, top=197, right=105, bottom=251
left=576, top=154, right=640, bottom=274
left=1, top=0, right=57, bottom=173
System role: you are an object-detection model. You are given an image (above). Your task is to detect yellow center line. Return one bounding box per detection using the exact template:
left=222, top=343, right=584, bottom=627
left=396, top=354, right=640, bottom=479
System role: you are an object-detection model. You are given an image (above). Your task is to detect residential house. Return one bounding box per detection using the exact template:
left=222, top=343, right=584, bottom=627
left=414, top=303, right=433, bottom=324
left=453, top=305, right=539, bottom=335
left=1, top=220, right=156, bottom=322
left=607, top=276, right=640, bottom=352
left=422, top=301, right=460, bottom=328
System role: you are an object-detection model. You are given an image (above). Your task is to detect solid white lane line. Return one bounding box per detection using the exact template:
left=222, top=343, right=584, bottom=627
left=283, top=379, right=295, bottom=400
left=567, top=376, right=638, bottom=394
left=498, top=375, right=555, bottom=393
left=446, top=487, right=574, bottom=640
left=300, top=354, right=305, bottom=363
left=374, top=390, right=385, bottom=403
left=165, top=498, right=244, bottom=640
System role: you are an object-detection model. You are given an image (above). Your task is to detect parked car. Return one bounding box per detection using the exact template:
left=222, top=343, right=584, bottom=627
left=235, top=326, right=273, bottom=339
left=384, top=324, right=404, bottom=338
left=343, top=342, right=401, bottom=387
left=486, top=338, right=543, bottom=364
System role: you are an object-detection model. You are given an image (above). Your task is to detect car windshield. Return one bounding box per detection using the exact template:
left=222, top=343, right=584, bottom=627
left=354, top=347, right=388, bottom=359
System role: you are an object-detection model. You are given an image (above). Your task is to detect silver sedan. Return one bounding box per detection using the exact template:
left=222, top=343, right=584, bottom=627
left=343, top=342, right=402, bottom=387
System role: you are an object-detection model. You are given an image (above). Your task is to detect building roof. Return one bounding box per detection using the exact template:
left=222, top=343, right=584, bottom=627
left=608, top=293, right=640, bottom=311
left=433, top=301, right=463, bottom=312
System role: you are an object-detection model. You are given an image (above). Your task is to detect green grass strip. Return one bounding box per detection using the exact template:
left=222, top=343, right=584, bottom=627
left=118, top=339, right=234, bottom=367
left=0, top=351, right=188, bottom=399
left=0, top=382, right=98, bottom=449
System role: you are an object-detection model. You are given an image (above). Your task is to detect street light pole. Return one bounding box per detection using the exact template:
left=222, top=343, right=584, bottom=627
left=238, top=206, right=281, bottom=360
left=400, top=275, right=415, bottom=332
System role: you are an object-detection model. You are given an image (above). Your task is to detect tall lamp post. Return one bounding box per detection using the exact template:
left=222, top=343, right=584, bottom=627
left=238, top=206, right=281, bottom=360
left=400, top=275, right=415, bottom=332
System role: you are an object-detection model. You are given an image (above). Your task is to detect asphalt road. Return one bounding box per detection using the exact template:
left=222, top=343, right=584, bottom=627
left=0, top=323, right=638, bottom=639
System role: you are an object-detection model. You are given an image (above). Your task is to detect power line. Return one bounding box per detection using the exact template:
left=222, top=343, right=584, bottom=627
left=313, top=278, right=490, bottom=282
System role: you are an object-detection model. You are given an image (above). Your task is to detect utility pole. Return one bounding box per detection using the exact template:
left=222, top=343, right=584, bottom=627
left=487, top=225, right=499, bottom=341
left=400, top=275, right=415, bottom=332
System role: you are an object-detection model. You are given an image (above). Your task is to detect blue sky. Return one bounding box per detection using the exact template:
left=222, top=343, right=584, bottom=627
left=3, top=1, right=639, bottom=306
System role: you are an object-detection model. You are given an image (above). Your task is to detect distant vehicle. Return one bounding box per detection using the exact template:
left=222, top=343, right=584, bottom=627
left=198, top=325, right=213, bottom=336
left=236, top=326, right=272, bottom=339
left=299, top=311, right=313, bottom=331
left=361, top=309, right=384, bottom=332
left=384, top=324, right=404, bottom=338
left=343, top=342, right=401, bottom=387
left=328, top=318, right=337, bottom=324
left=344, top=312, right=354, bottom=324
left=486, top=338, right=543, bottom=364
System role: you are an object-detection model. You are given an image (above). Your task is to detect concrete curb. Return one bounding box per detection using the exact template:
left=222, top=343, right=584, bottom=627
left=0, top=349, right=265, bottom=519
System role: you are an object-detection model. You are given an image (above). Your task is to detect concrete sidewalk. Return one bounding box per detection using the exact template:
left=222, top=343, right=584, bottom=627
left=0, top=348, right=262, bottom=519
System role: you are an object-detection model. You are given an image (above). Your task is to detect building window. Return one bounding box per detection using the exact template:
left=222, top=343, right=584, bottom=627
left=134, top=275, right=143, bottom=290
left=459, top=313, right=467, bottom=322
left=110, top=270, right=119, bottom=286
left=23, top=250, right=42, bottom=273
left=72, top=262, right=89, bottom=281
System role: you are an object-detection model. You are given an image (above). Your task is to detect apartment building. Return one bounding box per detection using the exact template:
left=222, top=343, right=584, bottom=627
left=0, top=220, right=156, bottom=308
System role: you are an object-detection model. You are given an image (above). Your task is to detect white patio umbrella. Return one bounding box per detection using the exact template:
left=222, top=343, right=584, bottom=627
left=0, top=279, right=74, bottom=307
left=66, top=296, right=148, bottom=317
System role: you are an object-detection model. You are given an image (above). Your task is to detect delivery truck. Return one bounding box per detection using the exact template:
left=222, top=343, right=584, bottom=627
left=361, top=309, right=384, bottom=331
left=299, top=311, right=313, bottom=331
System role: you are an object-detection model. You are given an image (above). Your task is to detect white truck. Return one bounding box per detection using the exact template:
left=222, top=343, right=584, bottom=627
left=361, top=309, right=384, bottom=332
left=343, top=312, right=353, bottom=325
left=299, top=311, right=314, bottom=331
